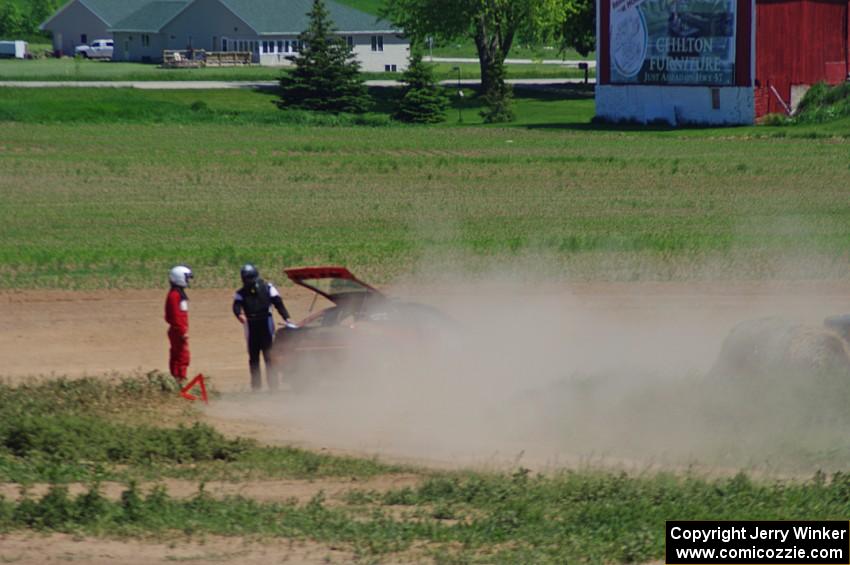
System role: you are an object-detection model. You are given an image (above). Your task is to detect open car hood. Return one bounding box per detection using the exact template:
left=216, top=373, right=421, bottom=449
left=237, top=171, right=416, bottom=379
left=285, top=266, right=383, bottom=304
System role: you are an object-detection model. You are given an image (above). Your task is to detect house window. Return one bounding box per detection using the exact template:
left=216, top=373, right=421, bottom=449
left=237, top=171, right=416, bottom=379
left=141, top=34, right=150, bottom=47
left=347, top=36, right=354, bottom=47
left=81, top=34, right=87, bottom=44
left=292, top=40, right=300, bottom=52
left=222, top=38, right=228, bottom=51
left=277, top=40, right=283, bottom=53
left=384, top=64, right=397, bottom=72
left=262, top=40, right=269, bottom=53
left=371, top=35, right=383, bottom=52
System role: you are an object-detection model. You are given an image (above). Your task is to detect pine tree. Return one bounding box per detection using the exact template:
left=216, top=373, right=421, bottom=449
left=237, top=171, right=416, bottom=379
left=393, top=47, right=448, bottom=123
left=278, top=0, right=370, bottom=113
left=479, top=56, right=515, bottom=123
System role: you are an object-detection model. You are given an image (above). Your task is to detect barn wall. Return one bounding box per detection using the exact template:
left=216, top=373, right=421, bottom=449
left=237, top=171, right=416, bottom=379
left=596, top=85, right=755, bottom=125
left=595, top=0, right=756, bottom=124
left=755, top=0, right=849, bottom=116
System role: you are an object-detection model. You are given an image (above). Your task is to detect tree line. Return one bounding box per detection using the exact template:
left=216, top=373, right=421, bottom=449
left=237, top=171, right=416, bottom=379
left=280, top=0, right=595, bottom=123
left=0, top=0, right=56, bottom=38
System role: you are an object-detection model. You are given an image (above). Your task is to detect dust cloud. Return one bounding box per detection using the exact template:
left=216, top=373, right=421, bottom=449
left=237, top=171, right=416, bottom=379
left=208, top=260, right=850, bottom=475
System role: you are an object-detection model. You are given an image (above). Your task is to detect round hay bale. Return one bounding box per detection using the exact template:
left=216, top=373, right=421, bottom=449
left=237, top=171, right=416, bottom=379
left=712, top=317, right=850, bottom=376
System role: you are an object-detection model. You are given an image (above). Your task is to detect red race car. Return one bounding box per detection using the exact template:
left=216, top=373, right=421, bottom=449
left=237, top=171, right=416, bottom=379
left=270, top=266, right=449, bottom=390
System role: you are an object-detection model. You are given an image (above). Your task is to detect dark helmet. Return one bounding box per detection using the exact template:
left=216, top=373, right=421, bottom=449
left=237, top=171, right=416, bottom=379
left=240, top=264, right=259, bottom=285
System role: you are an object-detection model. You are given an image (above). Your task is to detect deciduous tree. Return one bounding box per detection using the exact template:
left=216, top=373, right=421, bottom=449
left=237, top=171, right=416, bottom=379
left=559, top=0, right=595, bottom=57
left=26, top=0, right=54, bottom=35
left=383, top=0, right=567, bottom=122
left=0, top=1, right=24, bottom=37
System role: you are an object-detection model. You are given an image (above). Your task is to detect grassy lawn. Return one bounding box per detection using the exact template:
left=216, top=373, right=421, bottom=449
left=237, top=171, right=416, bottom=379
left=0, top=84, right=595, bottom=126
left=430, top=40, right=593, bottom=62
left=0, top=86, right=849, bottom=289
left=4, top=374, right=850, bottom=562
left=0, top=57, right=591, bottom=81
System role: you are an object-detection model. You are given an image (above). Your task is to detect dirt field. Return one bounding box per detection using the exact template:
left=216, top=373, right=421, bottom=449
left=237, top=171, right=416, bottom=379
left=2, top=282, right=850, bottom=563
left=3, top=281, right=849, bottom=459
left=0, top=532, right=363, bottom=564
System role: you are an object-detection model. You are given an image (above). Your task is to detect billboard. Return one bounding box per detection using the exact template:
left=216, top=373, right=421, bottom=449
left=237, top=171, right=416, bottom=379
left=610, top=0, right=736, bottom=85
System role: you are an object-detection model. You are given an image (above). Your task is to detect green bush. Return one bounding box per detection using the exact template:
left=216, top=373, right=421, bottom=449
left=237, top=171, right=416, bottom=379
left=0, top=417, right=251, bottom=464
left=794, top=82, right=850, bottom=123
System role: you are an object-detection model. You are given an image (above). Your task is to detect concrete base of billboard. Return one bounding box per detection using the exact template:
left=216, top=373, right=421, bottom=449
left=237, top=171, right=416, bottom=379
left=595, top=85, right=754, bottom=126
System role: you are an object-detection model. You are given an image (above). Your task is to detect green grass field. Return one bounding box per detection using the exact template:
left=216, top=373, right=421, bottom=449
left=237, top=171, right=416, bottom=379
left=0, top=86, right=849, bottom=289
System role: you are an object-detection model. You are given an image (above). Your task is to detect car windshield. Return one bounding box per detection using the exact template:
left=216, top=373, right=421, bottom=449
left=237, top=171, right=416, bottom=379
left=300, top=277, right=372, bottom=297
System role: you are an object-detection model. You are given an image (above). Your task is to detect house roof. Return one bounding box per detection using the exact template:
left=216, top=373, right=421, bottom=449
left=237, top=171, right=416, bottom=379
left=109, top=1, right=189, bottom=32
left=41, top=0, right=155, bottom=29
left=216, top=0, right=396, bottom=34
left=48, top=0, right=396, bottom=35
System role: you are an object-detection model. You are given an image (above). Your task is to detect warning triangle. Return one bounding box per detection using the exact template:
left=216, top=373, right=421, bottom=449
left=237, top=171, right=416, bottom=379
left=180, top=374, right=209, bottom=404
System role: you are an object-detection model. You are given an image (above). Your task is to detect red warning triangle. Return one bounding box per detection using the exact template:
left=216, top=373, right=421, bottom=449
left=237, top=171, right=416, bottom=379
left=180, top=374, right=208, bottom=404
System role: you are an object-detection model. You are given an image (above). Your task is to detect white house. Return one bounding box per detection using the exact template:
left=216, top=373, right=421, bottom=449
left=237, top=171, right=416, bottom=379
left=40, top=0, right=153, bottom=56
left=44, top=0, right=409, bottom=72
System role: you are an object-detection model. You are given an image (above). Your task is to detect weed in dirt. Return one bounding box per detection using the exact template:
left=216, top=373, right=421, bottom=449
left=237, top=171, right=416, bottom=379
left=0, top=375, right=404, bottom=483
left=6, top=377, right=850, bottom=560
left=6, top=465, right=850, bottom=562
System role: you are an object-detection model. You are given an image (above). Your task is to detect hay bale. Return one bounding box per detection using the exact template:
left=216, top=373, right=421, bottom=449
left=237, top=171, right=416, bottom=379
left=712, top=317, right=850, bottom=376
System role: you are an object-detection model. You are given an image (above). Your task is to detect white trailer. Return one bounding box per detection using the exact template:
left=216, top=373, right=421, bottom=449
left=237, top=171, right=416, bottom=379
left=0, top=41, right=28, bottom=59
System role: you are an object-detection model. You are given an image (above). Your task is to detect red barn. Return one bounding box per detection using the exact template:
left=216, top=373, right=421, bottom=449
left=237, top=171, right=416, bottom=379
left=595, top=0, right=850, bottom=124
left=755, top=0, right=850, bottom=116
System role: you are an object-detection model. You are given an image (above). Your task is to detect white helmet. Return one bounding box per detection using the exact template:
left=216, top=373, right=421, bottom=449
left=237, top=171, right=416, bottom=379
left=169, top=265, right=193, bottom=288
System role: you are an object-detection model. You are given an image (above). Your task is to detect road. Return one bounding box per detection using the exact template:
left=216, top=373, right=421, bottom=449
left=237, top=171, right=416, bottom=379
left=425, top=56, right=596, bottom=68
left=0, top=77, right=594, bottom=89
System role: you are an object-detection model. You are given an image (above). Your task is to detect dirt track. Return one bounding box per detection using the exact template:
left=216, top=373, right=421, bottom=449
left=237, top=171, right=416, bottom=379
left=3, top=281, right=849, bottom=462
left=2, top=282, right=848, bottom=388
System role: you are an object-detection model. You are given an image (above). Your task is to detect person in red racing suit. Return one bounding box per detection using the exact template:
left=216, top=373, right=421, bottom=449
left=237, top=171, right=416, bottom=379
left=165, top=265, right=193, bottom=380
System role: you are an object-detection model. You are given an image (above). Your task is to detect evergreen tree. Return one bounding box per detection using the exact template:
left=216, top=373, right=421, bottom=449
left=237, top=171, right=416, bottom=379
left=278, top=0, right=370, bottom=113
left=393, top=47, right=448, bottom=123
left=479, top=55, right=515, bottom=123
left=0, top=1, right=24, bottom=37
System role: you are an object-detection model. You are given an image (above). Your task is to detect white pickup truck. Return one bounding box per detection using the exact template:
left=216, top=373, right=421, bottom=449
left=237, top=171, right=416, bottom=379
left=74, top=39, right=113, bottom=59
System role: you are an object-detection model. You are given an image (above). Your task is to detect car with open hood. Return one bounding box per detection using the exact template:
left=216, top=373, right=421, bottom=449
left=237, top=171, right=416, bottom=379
left=269, top=266, right=448, bottom=390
